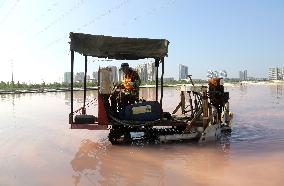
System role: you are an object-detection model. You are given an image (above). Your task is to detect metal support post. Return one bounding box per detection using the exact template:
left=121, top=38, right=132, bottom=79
left=202, top=88, right=209, bottom=128
left=82, top=55, right=87, bottom=115
left=155, top=58, right=159, bottom=102
left=70, top=50, right=74, bottom=124
left=160, top=58, right=164, bottom=109
left=188, top=91, right=194, bottom=116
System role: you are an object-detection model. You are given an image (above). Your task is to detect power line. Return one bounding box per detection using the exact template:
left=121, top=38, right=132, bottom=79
left=76, top=0, right=129, bottom=31
left=35, top=0, right=86, bottom=37
left=23, top=2, right=59, bottom=31
left=11, top=2, right=60, bottom=47
left=44, top=0, right=175, bottom=50
left=5, top=1, right=84, bottom=56
left=8, top=0, right=173, bottom=57
left=5, top=0, right=129, bottom=56
left=121, top=0, right=176, bottom=27
left=0, top=0, right=21, bottom=25
left=42, top=0, right=130, bottom=50
left=0, top=0, right=7, bottom=9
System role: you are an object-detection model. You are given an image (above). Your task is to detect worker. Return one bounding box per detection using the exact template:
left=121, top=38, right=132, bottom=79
left=110, top=63, right=141, bottom=112
left=208, top=77, right=224, bottom=121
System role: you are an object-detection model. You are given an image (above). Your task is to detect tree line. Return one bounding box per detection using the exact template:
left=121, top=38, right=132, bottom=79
left=0, top=78, right=254, bottom=90
left=0, top=81, right=96, bottom=90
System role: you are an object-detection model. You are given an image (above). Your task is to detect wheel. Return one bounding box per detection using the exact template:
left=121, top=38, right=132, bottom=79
left=108, top=126, right=132, bottom=145
left=108, top=128, right=123, bottom=145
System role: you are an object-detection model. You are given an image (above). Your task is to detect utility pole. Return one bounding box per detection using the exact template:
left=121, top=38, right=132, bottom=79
left=10, top=60, right=14, bottom=83
left=10, top=60, right=14, bottom=90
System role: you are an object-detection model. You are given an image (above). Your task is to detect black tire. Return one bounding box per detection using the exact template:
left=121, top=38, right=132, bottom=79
left=108, top=129, right=122, bottom=145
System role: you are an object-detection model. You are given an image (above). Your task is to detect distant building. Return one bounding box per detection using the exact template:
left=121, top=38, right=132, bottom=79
left=239, top=71, right=244, bottom=81
left=268, top=68, right=276, bottom=80
left=268, top=67, right=283, bottom=80
left=135, top=62, right=157, bottom=82
left=207, top=70, right=227, bottom=78
left=244, top=70, right=248, bottom=80
left=64, top=72, right=71, bottom=83
left=239, top=70, right=248, bottom=81
left=92, top=71, right=98, bottom=82
left=136, top=63, right=148, bottom=82
left=179, top=64, right=188, bottom=80
left=86, top=75, right=90, bottom=82
left=164, top=77, right=175, bottom=82
left=219, top=70, right=228, bottom=78
left=147, top=62, right=156, bottom=81
left=75, top=72, right=85, bottom=82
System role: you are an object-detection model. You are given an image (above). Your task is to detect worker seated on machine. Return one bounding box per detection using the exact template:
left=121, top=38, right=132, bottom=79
left=111, top=63, right=141, bottom=113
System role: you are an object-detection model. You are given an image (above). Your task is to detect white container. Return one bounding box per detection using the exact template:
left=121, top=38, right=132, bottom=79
left=99, top=67, right=113, bottom=94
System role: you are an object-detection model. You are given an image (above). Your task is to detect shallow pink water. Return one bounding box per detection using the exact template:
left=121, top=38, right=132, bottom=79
left=0, top=85, right=284, bottom=186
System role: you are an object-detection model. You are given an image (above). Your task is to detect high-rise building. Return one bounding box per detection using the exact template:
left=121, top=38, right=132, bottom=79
left=244, top=70, right=248, bottom=80
left=136, top=63, right=148, bottom=82
left=147, top=62, right=156, bottom=81
left=136, top=62, right=157, bottom=82
left=75, top=72, right=85, bottom=82
left=64, top=72, right=71, bottom=83
left=268, top=67, right=282, bottom=80
left=92, top=71, right=98, bottom=82
left=239, top=71, right=244, bottom=81
left=179, top=64, right=188, bottom=80
left=239, top=70, right=248, bottom=81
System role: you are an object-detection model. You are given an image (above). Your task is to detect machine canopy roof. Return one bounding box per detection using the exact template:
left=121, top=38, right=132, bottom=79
left=69, top=32, right=169, bottom=60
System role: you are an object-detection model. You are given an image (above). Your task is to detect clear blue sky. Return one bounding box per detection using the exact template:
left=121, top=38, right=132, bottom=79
left=0, top=0, right=283, bottom=83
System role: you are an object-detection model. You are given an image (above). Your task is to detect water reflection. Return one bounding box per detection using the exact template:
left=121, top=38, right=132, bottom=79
left=239, top=83, right=248, bottom=93
left=140, top=88, right=156, bottom=101
left=63, top=87, right=175, bottom=105
left=270, top=84, right=283, bottom=99
left=70, top=139, right=230, bottom=186
left=0, top=94, right=17, bottom=126
left=64, top=91, right=98, bottom=106
left=1, top=86, right=284, bottom=185
left=64, top=88, right=157, bottom=105
left=70, top=140, right=163, bottom=185
left=1, top=92, right=20, bottom=101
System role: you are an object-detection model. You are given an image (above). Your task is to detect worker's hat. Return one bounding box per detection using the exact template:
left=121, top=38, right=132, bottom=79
left=120, top=63, right=129, bottom=69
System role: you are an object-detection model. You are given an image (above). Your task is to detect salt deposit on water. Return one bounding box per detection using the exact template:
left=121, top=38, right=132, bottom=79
left=0, top=85, right=284, bottom=185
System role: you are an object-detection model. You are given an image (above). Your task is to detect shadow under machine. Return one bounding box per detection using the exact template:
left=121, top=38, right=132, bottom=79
left=68, top=32, right=232, bottom=144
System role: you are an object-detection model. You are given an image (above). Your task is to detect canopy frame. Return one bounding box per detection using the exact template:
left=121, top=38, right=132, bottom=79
left=69, top=33, right=169, bottom=124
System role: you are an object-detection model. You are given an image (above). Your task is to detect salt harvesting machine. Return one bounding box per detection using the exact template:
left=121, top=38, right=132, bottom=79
left=68, top=32, right=232, bottom=144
